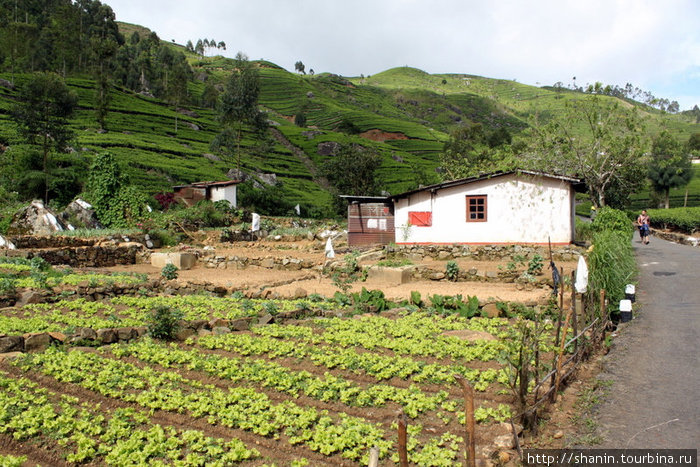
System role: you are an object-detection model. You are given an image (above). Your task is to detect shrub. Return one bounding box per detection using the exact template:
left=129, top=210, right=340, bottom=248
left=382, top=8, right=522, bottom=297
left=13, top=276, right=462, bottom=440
left=154, top=192, right=177, bottom=211
left=0, top=277, right=17, bottom=297
left=588, top=230, right=636, bottom=305
left=147, top=306, right=184, bottom=340
left=591, top=206, right=633, bottom=237
left=161, top=263, right=179, bottom=280
left=527, top=254, right=544, bottom=275
left=445, top=260, right=460, bottom=281
left=575, top=218, right=595, bottom=243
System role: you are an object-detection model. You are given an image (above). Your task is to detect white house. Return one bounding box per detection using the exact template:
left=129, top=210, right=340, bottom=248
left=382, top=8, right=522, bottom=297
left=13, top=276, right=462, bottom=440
left=390, top=171, right=582, bottom=245
left=173, top=180, right=239, bottom=207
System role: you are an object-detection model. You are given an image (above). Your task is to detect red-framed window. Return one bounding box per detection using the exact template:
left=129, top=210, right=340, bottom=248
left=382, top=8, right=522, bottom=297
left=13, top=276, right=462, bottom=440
left=408, top=211, right=432, bottom=227
left=466, top=195, right=487, bottom=222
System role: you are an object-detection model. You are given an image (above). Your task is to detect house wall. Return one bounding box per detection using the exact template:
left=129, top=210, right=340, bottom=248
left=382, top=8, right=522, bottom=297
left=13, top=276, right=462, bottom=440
left=173, top=187, right=207, bottom=207
left=394, top=174, right=574, bottom=244
left=209, top=185, right=237, bottom=208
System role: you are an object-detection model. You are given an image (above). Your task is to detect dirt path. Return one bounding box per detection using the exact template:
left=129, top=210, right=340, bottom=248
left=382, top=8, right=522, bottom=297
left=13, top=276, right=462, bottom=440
left=591, top=236, right=700, bottom=448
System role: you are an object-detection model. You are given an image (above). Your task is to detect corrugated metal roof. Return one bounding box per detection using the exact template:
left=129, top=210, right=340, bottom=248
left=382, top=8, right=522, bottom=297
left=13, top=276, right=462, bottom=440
left=389, top=170, right=583, bottom=200
left=173, top=180, right=241, bottom=189
left=339, top=195, right=392, bottom=203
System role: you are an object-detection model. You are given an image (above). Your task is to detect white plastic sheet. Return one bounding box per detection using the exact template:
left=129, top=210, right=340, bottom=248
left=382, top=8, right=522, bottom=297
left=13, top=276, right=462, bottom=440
left=325, top=237, right=335, bottom=258
left=574, top=255, right=589, bottom=293
left=251, top=213, right=260, bottom=232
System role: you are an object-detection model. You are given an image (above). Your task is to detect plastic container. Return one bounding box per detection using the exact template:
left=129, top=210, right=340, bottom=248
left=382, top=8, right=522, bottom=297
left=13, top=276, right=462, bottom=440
left=625, top=284, right=636, bottom=302
left=619, top=299, right=633, bottom=323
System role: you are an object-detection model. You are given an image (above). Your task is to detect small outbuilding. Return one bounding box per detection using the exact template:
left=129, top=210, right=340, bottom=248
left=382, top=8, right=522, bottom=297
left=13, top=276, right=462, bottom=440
left=341, top=196, right=395, bottom=247
left=390, top=170, right=583, bottom=245
left=173, top=180, right=240, bottom=208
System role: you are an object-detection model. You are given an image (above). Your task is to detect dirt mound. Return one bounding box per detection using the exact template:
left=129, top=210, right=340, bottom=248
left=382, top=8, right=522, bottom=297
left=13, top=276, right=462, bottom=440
left=358, top=129, right=409, bottom=142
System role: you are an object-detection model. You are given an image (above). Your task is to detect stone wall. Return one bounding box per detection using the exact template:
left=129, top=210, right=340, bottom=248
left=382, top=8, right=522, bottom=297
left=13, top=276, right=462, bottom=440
left=8, top=234, right=152, bottom=249
left=201, top=254, right=318, bottom=270
left=387, top=244, right=582, bottom=262
left=9, top=236, right=97, bottom=249
left=651, top=228, right=699, bottom=247
left=2, top=244, right=145, bottom=267
left=2, top=235, right=152, bottom=267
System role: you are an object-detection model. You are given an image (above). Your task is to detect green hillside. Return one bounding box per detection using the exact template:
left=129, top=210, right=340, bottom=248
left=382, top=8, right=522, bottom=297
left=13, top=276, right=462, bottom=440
left=1, top=13, right=699, bottom=217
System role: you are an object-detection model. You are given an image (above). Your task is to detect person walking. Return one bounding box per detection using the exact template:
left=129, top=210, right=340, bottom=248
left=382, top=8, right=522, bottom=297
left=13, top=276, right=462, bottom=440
left=636, top=210, right=651, bottom=244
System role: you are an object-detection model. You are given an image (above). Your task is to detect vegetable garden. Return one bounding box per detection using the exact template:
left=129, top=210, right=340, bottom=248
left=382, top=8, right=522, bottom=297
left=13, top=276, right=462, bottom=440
left=0, top=281, right=577, bottom=466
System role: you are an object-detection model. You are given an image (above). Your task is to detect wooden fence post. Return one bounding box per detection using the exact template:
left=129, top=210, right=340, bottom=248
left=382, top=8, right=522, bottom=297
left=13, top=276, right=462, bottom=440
left=559, top=266, right=565, bottom=311
left=600, top=289, right=607, bottom=343
left=551, top=309, right=573, bottom=403
left=571, top=271, right=578, bottom=357
left=454, top=375, right=477, bottom=467
left=398, top=413, right=408, bottom=467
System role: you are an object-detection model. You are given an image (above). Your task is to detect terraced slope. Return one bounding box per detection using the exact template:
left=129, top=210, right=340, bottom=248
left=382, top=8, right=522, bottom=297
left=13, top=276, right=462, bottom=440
left=1, top=41, right=698, bottom=213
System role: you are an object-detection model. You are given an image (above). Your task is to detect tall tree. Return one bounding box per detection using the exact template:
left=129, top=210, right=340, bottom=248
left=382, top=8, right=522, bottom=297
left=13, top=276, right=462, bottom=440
left=688, top=132, right=700, bottom=155
left=525, top=95, right=647, bottom=207
left=165, top=54, right=192, bottom=132
left=12, top=72, right=77, bottom=203
left=439, top=123, right=514, bottom=179
left=321, top=144, right=383, bottom=214
left=294, top=60, right=305, bottom=74
left=87, top=2, right=120, bottom=130
left=212, top=52, right=267, bottom=173
left=647, top=130, right=693, bottom=209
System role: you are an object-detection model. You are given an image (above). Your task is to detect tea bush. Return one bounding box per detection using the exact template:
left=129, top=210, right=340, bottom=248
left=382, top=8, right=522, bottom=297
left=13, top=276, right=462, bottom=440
left=647, top=207, right=700, bottom=233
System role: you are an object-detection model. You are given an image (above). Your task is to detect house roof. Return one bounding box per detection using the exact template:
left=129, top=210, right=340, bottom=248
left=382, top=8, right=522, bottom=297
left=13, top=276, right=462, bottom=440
left=173, top=180, right=241, bottom=189
left=389, top=170, right=584, bottom=200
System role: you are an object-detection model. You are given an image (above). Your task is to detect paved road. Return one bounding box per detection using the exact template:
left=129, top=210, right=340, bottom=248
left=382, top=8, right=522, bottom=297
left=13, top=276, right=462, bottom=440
left=593, top=236, right=700, bottom=449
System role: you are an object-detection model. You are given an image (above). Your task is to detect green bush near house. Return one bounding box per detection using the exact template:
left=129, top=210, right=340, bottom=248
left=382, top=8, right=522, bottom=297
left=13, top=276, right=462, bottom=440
left=590, top=206, right=634, bottom=237
left=588, top=230, right=636, bottom=305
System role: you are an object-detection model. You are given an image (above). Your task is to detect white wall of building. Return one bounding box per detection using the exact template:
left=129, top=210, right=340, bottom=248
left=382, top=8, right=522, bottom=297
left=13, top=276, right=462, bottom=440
left=394, top=174, right=575, bottom=244
left=209, top=185, right=237, bottom=207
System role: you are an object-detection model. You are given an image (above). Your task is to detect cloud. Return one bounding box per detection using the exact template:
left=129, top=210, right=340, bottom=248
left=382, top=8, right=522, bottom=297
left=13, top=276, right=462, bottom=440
left=107, top=0, right=700, bottom=108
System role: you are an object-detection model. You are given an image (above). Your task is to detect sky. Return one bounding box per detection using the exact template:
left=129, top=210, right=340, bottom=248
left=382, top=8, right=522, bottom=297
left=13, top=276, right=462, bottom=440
left=106, top=0, right=700, bottom=111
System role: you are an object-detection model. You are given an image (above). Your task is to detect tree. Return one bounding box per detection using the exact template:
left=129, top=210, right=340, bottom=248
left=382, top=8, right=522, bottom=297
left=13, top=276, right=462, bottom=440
left=294, top=60, right=305, bottom=75
left=439, top=123, right=515, bottom=180
left=212, top=52, right=267, bottom=173
left=194, top=39, right=204, bottom=56
left=525, top=95, right=647, bottom=207
left=86, top=152, right=147, bottom=227
left=688, top=132, right=700, bottom=155
left=647, top=131, right=693, bottom=209
left=200, top=82, right=219, bottom=109
left=12, top=72, right=77, bottom=203
left=321, top=144, right=383, bottom=214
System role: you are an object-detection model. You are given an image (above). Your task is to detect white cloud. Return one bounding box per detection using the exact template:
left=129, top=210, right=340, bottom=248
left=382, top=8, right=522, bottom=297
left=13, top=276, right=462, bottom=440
left=107, top=0, right=700, bottom=109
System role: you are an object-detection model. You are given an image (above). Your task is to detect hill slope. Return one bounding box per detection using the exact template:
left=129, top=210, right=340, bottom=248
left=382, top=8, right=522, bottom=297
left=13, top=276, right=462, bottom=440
left=1, top=22, right=698, bottom=214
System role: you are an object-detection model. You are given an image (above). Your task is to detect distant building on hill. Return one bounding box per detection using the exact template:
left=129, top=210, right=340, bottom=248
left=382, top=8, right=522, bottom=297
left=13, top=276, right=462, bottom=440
left=173, top=180, right=240, bottom=207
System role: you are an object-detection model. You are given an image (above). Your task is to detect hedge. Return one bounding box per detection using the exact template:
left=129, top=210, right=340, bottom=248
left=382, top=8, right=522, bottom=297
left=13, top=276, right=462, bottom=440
left=647, top=207, right=700, bottom=233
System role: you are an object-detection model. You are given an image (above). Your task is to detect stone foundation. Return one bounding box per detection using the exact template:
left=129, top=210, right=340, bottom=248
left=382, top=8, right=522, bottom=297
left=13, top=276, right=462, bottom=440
left=387, top=244, right=582, bottom=262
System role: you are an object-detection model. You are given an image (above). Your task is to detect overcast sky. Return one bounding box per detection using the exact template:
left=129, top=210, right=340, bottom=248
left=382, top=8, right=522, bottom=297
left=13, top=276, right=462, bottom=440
left=107, top=0, right=700, bottom=110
